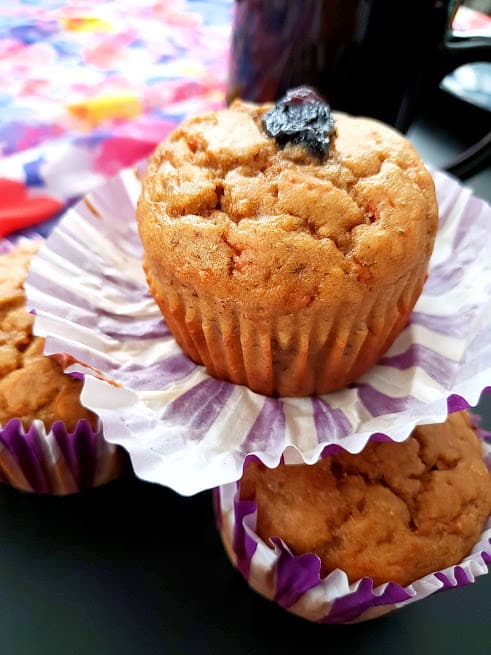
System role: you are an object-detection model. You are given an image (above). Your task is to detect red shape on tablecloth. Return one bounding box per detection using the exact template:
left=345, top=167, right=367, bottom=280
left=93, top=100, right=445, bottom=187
left=0, top=178, right=63, bottom=237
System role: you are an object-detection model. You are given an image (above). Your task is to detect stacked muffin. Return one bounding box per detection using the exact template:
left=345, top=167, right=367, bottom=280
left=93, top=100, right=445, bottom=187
left=136, top=87, right=491, bottom=618
left=239, top=412, right=491, bottom=588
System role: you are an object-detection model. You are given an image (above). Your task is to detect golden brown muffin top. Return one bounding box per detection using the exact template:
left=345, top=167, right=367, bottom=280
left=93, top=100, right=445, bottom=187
left=240, top=411, right=491, bottom=587
left=138, top=100, right=438, bottom=311
left=0, top=242, right=96, bottom=431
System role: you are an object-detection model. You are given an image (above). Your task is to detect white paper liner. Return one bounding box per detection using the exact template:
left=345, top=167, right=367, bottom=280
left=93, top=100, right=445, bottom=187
left=216, top=436, right=491, bottom=623
left=25, top=166, right=491, bottom=495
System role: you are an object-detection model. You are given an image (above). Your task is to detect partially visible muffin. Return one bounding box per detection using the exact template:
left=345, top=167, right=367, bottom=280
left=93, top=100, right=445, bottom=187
left=137, top=87, right=438, bottom=396
left=0, top=242, right=96, bottom=431
left=240, top=411, right=491, bottom=586
left=0, top=242, right=125, bottom=494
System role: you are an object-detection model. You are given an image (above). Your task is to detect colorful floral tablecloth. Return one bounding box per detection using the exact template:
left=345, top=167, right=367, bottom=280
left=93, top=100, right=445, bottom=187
left=0, top=0, right=232, bottom=237
left=0, top=1, right=489, bottom=238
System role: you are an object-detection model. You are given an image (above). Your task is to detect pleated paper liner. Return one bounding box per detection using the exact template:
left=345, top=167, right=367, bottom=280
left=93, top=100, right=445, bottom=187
left=25, top=166, right=491, bottom=495
left=0, top=418, right=126, bottom=495
left=152, top=262, right=427, bottom=397
left=214, top=426, right=491, bottom=624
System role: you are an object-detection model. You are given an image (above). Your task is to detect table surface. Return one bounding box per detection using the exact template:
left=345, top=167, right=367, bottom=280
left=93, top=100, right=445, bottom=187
left=0, top=471, right=490, bottom=655
left=0, top=2, right=490, bottom=648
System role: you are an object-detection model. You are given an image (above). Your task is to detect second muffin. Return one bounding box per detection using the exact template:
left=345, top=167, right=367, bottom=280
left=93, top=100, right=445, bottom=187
left=239, top=411, right=491, bottom=587
left=137, top=88, right=438, bottom=396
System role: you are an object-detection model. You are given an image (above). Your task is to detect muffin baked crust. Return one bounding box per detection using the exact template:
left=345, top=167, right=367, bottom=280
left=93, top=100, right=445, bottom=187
left=137, top=99, right=438, bottom=395
left=240, top=412, right=491, bottom=587
left=0, top=242, right=96, bottom=431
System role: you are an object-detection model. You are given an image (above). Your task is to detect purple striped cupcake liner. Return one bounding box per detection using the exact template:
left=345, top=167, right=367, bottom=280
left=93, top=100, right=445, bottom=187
left=214, top=435, right=491, bottom=624
left=0, top=418, right=125, bottom=495
left=24, top=166, right=491, bottom=495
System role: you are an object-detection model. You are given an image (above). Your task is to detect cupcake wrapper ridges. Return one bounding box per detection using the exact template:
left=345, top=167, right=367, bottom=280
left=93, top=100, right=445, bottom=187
left=155, top=262, right=427, bottom=397
left=0, top=418, right=124, bottom=495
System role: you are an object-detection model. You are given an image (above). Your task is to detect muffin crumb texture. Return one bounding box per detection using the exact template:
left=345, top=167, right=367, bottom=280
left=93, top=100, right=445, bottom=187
left=139, top=99, right=437, bottom=301
left=0, top=243, right=96, bottom=431
left=240, top=412, right=491, bottom=586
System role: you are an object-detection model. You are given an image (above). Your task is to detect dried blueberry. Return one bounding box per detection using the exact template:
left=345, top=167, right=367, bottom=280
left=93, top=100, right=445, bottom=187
left=262, top=87, right=334, bottom=159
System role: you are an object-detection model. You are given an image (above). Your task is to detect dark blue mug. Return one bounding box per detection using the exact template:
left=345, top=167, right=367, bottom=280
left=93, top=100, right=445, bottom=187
left=228, top=0, right=491, bottom=177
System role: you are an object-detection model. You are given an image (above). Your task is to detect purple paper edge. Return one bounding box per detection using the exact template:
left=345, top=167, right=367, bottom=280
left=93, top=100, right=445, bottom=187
left=313, top=387, right=491, bottom=461
left=447, top=388, right=491, bottom=414
left=0, top=417, right=118, bottom=494
left=0, top=234, right=44, bottom=253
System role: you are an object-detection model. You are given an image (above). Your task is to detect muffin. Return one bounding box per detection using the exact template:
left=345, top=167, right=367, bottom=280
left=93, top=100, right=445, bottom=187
left=238, top=411, right=491, bottom=587
left=0, top=241, right=126, bottom=494
left=137, top=87, right=438, bottom=396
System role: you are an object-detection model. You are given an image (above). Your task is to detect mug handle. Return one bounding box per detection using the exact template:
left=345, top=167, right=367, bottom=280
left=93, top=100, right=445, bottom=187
left=445, top=131, right=491, bottom=180
left=443, top=30, right=491, bottom=72
left=438, top=27, right=491, bottom=180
